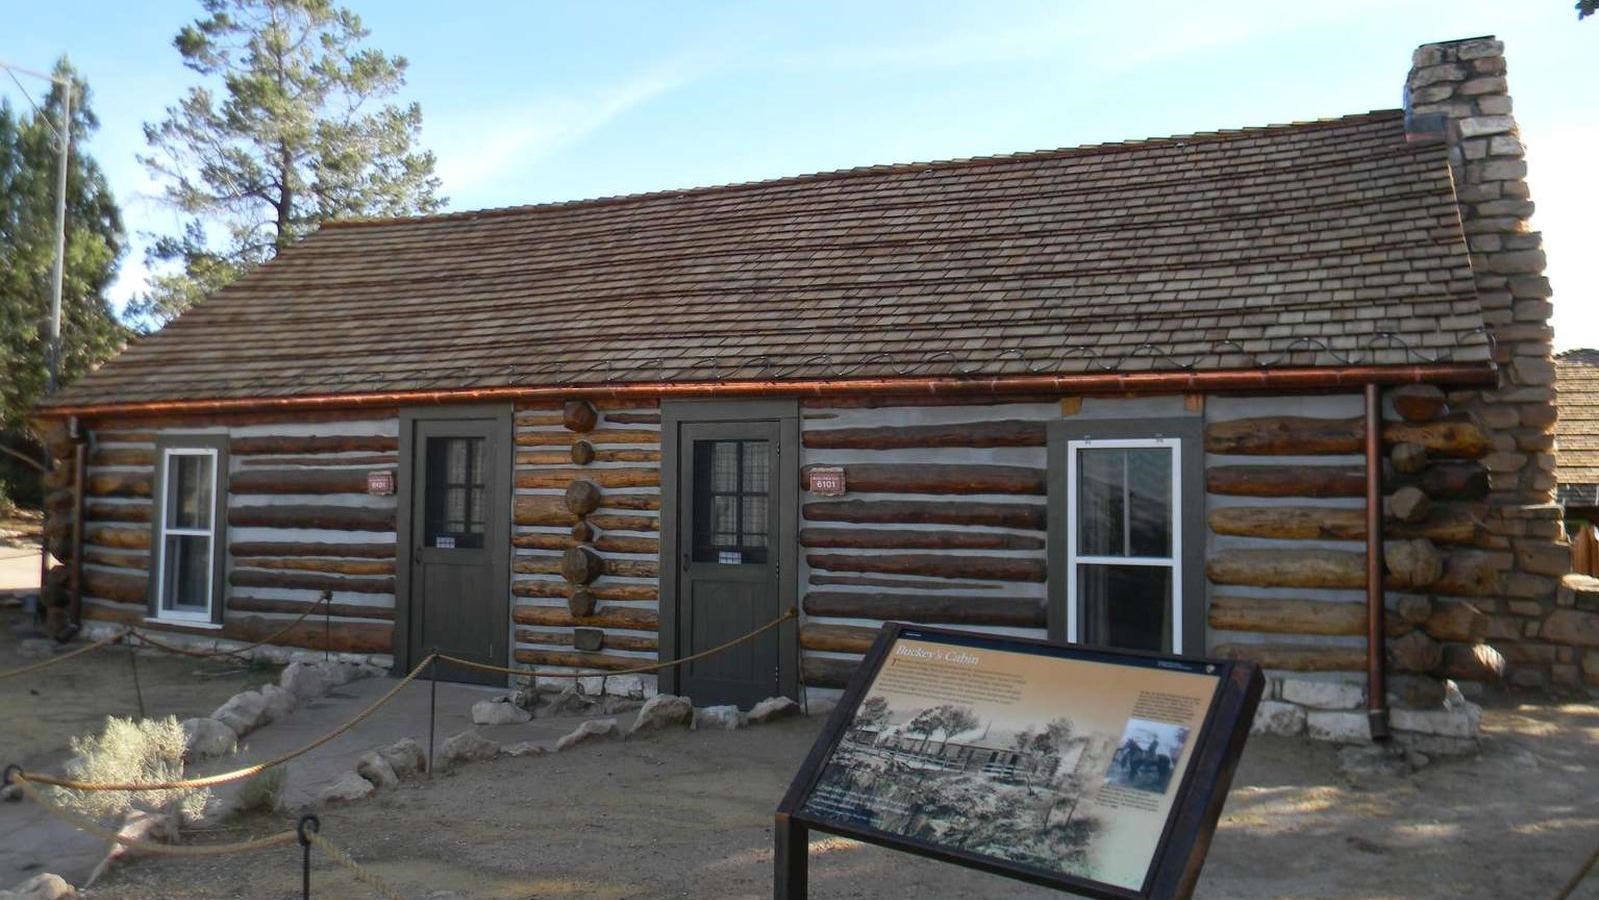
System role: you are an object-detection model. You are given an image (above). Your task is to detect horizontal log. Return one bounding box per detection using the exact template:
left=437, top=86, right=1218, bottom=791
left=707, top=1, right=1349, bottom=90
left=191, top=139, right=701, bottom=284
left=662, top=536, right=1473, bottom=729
left=516, top=628, right=657, bottom=653
left=824, top=464, right=1045, bottom=496
left=1208, top=595, right=1410, bottom=638
left=227, top=596, right=395, bottom=621
left=800, top=623, right=879, bottom=654
left=589, top=513, right=658, bottom=532
left=230, top=541, right=395, bottom=559
left=1207, top=549, right=1362, bottom=589
left=513, top=533, right=569, bottom=551
left=240, top=454, right=397, bottom=468
left=598, top=493, right=659, bottom=511
left=230, top=434, right=398, bottom=455
left=224, top=615, right=391, bottom=654
left=604, top=558, right=659, bottom=579
left=515, top=412, right=566, bottom=427
left=514, top=649, right=655, bottom=671
left=228, top=505, right=396, bottom=532
left=806, top=553, right=1045, bottom=582
left=513, top=604, right=659, bottom=630
left=513, top=533, right=661, bottom=554
left=83, top=569, right=147, bottom=604
left=228, top=569, right=395, bottom=594
left=515, top=429, right=659, bottom=447
left=1392, top=464, right=1490, bottom=501
left=85, top=502, right=151, bottom=524
left=1207, top=465, right=1365, bottom=498
left=230, top=469, right=376, bottom=495
left=802, top=420, right=1046, bottom=450
left=94, top=430, right=156, bottom=444
left=1210, top=642, right=1365, bottom=672
left=1208, top=504, right=1487, bottom=546
left=513, top=557, right=563, bottom=576
left=515, top=495, right=578, bottom=527
left=518, top=450, right=576, bottom=466
left=1422, top=599, right=1487, bottom=643
left=516, top=468, right=659, bottom=489
left=511, top=580, right=659, bottom=603
left=803, top=499, right=1045, bottom=530
left=800, top=527, right=1044, bottom=551
left=85, top=525, right=150, bottom=551
left=809, top=574, right=1002, bottom=591
left=90, top=447, right=154, bottom=468
left=83, top=548, right=148, bottom=572
left=85, top=472, right=152, bottom=499
left=603, top=412, right=661, bottom=425
left=803, top=591, right=1045, bottom=627
left=801, top=655, right=862, bottom=688
left=1431, top=551, right=1500, bottom=597
left=1204, top=415, right=1488, bottom=458
left=243, top=557, right=395, bottom=576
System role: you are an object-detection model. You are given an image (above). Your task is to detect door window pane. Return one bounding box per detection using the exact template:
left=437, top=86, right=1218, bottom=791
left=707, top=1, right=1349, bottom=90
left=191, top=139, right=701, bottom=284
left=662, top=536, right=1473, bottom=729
left=425, top=436, right=486, bottom=549
left=1079, top=564, right=1170, bottom=652
left=692, top=439, right=770, bottom=564
left=1077, top=447, right=1171, bottom=558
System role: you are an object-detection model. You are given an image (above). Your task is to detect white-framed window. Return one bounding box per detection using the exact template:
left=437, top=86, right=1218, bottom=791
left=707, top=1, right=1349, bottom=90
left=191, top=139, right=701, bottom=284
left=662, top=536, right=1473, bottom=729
left=1065, top=438, right=1183, bottom=653
left=152, top=446, right=221, bottom=623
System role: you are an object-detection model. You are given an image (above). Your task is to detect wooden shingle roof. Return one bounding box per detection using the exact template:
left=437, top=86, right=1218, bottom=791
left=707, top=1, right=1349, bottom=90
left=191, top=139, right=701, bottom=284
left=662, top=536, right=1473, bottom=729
left=48, top=109, right=1490, bottom=409
left=1557, top=350, right=1599, bottom=503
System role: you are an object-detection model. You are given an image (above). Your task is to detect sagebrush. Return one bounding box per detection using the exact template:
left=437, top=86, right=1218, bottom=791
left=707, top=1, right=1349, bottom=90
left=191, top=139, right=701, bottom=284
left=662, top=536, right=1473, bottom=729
left=56, top=716, right=208, bottom=822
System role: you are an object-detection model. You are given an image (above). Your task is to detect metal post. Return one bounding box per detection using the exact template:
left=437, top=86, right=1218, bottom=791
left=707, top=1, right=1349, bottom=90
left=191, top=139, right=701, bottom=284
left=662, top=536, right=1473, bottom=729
left=45, top=79, right=70, bottom=393
left=297, top=814, right=320, bottom=900
left=1364, top=383, right=1390, bottom=741
left=127, top=639, right=145, bottom=719
left=427, top=650, right=438, bottom=776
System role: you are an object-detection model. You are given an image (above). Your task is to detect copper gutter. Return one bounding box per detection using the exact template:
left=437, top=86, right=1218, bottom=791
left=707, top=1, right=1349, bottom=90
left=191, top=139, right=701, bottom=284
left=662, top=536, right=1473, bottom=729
left=38, top=363, right=1496, bottom=419
left=1364, top=384, right=1391, bottom=742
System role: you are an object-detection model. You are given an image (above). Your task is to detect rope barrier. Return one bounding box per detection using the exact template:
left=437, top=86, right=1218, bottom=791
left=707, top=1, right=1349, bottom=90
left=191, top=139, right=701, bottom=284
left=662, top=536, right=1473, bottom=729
left=305, top=829, right=409, bottom=899
left=16, top=653, right=437, bottom=792
left=128, top=592, right=331, bottom=662
left=1553, top=836, right=1599, bottom=900
left=436, top=607, right=799, bottom=679
left=0, top=631, right=124, bottom=681
left=5, top=771, right=297, bottom=856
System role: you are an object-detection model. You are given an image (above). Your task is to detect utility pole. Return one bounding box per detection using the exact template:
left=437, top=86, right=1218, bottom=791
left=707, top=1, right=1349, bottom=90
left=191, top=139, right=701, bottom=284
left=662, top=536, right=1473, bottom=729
left=1, top=60, right=73, bottom=392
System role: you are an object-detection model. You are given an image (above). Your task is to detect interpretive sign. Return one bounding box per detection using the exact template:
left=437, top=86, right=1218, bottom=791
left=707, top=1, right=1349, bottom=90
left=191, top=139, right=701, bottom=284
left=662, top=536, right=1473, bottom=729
left=775, top=624, right=1262, bottom=899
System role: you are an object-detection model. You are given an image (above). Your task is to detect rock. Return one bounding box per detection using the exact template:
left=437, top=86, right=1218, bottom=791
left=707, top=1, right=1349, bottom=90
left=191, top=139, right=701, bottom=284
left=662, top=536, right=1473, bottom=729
left=1386, top=675, right=1447, bottom=710
left=1390, top=702, right=1481, bottom=739
left=181, top=717, right=238, bottom=761
left=16, top=639, right=56, bottom=660
left=378, top=738, right=427, bottom=780
left=545, top=685, right=594, bottom=717
left=1391, top=731, right=1479, bottom=756
left=1280, top=679, right=1363, bottom=711
left=472, top=697, right=533, bottom=726
left=501, top=741, right=545, bottom=758
left=280, top=661, right=334, bottom=700
left=806, top=698, right=837, bottom=718
left=211, top=690, right=270, bottom=737
left=748, top=696, right=801, bottom=724
left=1337, top=744, right=1413, bottom=778
left=323, top=662, right=362, bottom=686
left=1250, top=700, right=1306, bottom=736
left=0, top=784, right=19, bottom=802
left=599, top=695, right=644, bottom=716
left=1, top=873, right=76, bottom=899
left=356, top=751, right=398, bottom=790
left=602, top=674, right=652, bottom=699
left=628, top=695, right=693, bottom=735
left=1438, top=642, right=1506, bottom=682
left=554, top=718, right=617, bottom=752
left=1306, top=710, right=1372, bottom=744
left=1423, top=601, right=1487, bottom=643
left=440, top=730, right=501, bottom=770
left=258, top=684, right=297, bottom=724
left=693, top=705, right=744, bottom=731
left=1542, top=609, right=1599, bottom=648
left=320, top=772, right=376, bottom=803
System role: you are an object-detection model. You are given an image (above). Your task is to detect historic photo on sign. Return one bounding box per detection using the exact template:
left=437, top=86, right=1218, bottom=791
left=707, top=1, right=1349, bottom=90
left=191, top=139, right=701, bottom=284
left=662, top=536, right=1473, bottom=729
left=800, top=636, right=1221, bottom=890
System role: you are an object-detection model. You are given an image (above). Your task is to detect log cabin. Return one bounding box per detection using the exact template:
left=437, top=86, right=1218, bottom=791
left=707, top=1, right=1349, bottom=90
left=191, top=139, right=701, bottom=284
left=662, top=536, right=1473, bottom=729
left=1555, top=350, right=1599, bottom=525
left=31, top=37, right=1588, bottom=744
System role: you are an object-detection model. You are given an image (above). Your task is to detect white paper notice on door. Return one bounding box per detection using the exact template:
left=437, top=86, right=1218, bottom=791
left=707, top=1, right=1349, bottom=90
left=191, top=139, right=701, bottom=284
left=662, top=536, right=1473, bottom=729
left=436, top=536, right=455, bottom=549
left=718, top=551, right=742, bottom=565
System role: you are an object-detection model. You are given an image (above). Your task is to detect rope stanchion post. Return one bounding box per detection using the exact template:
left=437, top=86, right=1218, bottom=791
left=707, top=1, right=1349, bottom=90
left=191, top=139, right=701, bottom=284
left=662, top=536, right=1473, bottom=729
left=322, top=589, right=331, bottom=664
left=428, top=649, right=438, bottom=777
left=127, top=636, right=146, bottom=719
left=298, top=814, right=320, bottom=900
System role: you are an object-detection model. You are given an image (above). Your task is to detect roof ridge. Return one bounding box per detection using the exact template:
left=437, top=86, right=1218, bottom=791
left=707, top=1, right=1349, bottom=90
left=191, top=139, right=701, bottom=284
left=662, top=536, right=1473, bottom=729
left=319, top=109, right=1406, bottom=230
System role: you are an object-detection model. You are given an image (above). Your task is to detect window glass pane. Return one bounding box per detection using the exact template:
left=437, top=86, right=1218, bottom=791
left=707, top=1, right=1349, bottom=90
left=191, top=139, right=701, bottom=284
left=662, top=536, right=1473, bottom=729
left=425, top=436, right=485, bottom=549
left=167, top=454, right=212, bottom=530
left=1079, top=564, right=1170, bottom=652
left=691, top=439, right=770, bottom=564
left=1126, top=448, right=1172, bottom=557
left=1077, top=449, right=1125, bottom=556
left=162, top=534, right=210, bottom=612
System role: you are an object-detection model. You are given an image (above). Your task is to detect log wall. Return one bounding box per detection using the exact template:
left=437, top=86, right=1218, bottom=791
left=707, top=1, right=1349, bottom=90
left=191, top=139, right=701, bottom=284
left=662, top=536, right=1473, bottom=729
left=510, top=400, right=662, bottom=684
left=76, top=414, right=400, bottom=660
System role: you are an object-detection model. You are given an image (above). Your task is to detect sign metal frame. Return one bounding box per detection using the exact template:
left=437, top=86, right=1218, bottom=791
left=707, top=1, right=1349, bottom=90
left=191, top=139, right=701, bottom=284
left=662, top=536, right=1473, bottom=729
left=774, top=623, right=1263, bottom=899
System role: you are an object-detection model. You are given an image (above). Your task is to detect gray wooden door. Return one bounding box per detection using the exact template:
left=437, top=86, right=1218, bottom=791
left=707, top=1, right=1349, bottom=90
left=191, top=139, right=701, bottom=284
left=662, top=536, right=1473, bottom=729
left=675, top=421, right=782, bottom=707
left=408, top=418, right=508, bottom=685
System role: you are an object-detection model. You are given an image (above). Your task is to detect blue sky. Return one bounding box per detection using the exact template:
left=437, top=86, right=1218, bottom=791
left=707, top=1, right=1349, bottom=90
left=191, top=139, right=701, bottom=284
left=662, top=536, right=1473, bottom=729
left=7, top=1, right=1596, bottom=347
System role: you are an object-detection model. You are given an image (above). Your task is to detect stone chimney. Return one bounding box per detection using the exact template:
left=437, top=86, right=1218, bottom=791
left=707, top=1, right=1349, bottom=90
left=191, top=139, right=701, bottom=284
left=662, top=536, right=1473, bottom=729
left=1405, top=37, right=1577, bottom=689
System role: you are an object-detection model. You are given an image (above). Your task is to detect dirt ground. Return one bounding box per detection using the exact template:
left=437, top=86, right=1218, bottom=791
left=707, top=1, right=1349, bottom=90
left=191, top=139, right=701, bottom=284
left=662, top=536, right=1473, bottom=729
left=68, top=693, right=1599, bottom=899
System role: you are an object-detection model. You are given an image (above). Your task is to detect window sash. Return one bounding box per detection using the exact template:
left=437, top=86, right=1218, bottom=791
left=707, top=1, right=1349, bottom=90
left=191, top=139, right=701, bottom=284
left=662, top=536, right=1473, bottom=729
left=154, top=447, right=218, bottom=623
left=1066, top=437, right=1183, bottom=653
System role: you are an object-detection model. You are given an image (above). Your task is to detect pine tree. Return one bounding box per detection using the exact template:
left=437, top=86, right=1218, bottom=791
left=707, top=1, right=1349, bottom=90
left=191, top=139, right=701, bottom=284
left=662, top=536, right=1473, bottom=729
left=0, top=60, right=126, bottom=504
left=133, top=0, right=444, bottom=326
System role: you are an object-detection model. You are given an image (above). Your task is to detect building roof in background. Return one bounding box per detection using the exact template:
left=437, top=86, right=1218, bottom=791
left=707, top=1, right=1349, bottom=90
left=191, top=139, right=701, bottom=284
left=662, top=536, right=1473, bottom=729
left=45, top=109, right=1490, bottom=410
left=1557, top=349, right=1599, bottom=506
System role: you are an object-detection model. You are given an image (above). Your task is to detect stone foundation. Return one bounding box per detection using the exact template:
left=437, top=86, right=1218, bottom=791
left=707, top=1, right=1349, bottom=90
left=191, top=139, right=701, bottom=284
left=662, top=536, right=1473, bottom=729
left=1252, top=675, right=1480, bottom=754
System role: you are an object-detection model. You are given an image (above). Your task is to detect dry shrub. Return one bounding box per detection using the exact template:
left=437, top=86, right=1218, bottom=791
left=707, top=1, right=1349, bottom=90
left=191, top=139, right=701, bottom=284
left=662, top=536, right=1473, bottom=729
left=233, top=767, right=285, bottom=815
left=56, top=716, right=208, bottom=822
